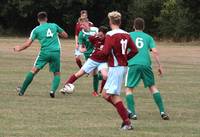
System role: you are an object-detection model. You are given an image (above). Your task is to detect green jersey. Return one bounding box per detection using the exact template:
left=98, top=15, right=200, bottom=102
left=128, top=31, right=156, bottom=66
left=78, top=27, right=98, bottom=58
left=29, top=23, right=64, bottom=52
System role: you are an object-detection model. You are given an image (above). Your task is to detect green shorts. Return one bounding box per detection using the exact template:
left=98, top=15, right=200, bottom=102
left=125, top=64, right=155, bottom=88
left=34, top=51, right=60, bottom=72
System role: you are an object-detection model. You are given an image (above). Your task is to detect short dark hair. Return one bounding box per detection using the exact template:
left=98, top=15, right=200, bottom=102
left=80, top=10, right=87, bottom=15
left=37, top=11, right=48, bottom=21
left=134, top=17, right=145, bottom=30
left=99, top=26, right=108, bottom=34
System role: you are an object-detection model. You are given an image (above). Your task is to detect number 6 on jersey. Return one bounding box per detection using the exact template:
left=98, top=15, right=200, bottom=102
left=135, top=37, right=144, bottom=48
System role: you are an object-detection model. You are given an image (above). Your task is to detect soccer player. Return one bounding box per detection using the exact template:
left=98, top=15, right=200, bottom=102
left=75, top=10, right=93, bottom=68
left=14, top=11, right=68, bottom=98
left=76, top=18, right=100, bottom=96
left=100, top=11, right=138, bottom=130
left=60, top=26, right=108, bottom=94
left=125, top=17, right=169, bottom=120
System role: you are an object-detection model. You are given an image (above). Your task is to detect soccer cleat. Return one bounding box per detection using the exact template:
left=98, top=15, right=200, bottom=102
left=92, top=91, right=99, bottom=97
left=120, top=122, right=134, bottom=130
left=59, top=87, right=66, bottom=95
left=49, top=91, right=55, bottom=98
left=161, top=112, right=170, bottom=120
left=16, top=87, right=24, bottom=96
left=128, top=113, right=137, bottom=120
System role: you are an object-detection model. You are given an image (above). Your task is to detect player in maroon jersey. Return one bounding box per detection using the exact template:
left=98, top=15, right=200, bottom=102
left=75, top=10, right=94, bottom=68
left=60, top=26, right=108, bottom=94
left=100, top=11, right=138, bottom=130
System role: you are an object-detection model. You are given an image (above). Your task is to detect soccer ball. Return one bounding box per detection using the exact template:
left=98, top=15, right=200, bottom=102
left=60, top=84, right=75, bottom=94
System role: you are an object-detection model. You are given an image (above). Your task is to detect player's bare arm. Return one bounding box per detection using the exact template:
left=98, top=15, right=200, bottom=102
left=75, top=35, right=79, bottom=49
left=127, top=38, right=138, bottom=59
left=151, top=48, right=163, bottom=76
left=13, top=39, right=33, bottom=52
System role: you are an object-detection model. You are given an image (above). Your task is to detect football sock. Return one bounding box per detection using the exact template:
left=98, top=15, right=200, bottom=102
left=93, top=74, right=99, bottom=93
left=100, top=80, right=106, bottom=93
left=51, top=75, right=60, bottom=93
left=153, top=92, right=165, bottom=113
left=65, top=74, right=78, bottom=84
left=75, top=58, right=82, bottom=68
left=115, top=101, right=130, bottom=125
left=126, top=94, right=136, bottom=115
left=98, top=73, right=103, bottom=80
left=20, top=72, right=35, bottom=94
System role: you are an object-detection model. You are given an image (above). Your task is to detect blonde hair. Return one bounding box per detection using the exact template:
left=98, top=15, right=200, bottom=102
left=108, top=11, right=121, bottom=26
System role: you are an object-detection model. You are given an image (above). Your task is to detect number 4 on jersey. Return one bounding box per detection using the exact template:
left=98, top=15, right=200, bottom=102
left=46, top=28, right=53, bottom=37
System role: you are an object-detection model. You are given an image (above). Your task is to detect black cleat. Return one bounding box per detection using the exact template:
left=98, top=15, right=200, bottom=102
left=161, top=112, right=170, bottom=120
left=50, top=91, right=55, bottom=98
left=128, top=113, right=137, bottom=120
left=16, top=87, right=24, bottom=96
left=18, top=92, right=24, bottom=96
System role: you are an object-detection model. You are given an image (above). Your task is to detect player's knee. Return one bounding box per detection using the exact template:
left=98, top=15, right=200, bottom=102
left=102, top=75, right=107, bottom=80
left=101, top=71, right=107, bottom=80
left=149, top=85, right=158, bottom=94
left=125, top=88, right=133, bottom=95
left=75, top=56, right=81, bottom=59
left=102, top=91, right=108, bottom=99
left=31, top=67, right=40, bottom=74
left=75, top=70, right=84, bottom=77
left=54, top=72, right=60, bottom=76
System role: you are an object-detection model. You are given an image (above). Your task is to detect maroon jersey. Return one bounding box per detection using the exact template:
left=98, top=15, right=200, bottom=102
left=88, top=35, right=107, bottom=62
left=75, top=21, right=94, bottom=36
left=101, top=29, right=138, bottom=67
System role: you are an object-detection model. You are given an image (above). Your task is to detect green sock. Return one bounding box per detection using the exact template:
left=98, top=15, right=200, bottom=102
left=93, top=74, right=99, bottom=92
left=126, top=94, right=136, bottom=115
left=20, top=72, right=35, bottom=94
left=51, top=75, right=60, bottom=93
left=98, top=72, right=103, bottom=80
left=153, top=92, right=165, bottom=113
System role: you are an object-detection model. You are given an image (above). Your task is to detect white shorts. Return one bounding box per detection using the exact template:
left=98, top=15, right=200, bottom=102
left=81, top=58, right=108, bottom=74
left=74, top=49, right=83, bottom=56
left=104, top=66, right=127, bottom=95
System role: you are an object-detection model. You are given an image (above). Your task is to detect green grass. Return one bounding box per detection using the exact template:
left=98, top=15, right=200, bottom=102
left=0, top=38, right=200, bottom=137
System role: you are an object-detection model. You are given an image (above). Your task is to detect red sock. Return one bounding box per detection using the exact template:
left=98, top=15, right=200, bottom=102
left=76, top=58, right=82, bottom=68
left=65, top=74, right=78, bottom=85
left=100, top=80, right=106, bottom=93
left=114, top=101, right=130, bottom=125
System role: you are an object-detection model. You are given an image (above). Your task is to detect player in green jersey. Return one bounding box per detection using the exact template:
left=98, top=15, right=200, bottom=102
left=125, top=17, right=169, bottom=120
left=77, top=18, right=100, bottom=96
left=14, top=11, right=68, bottom=98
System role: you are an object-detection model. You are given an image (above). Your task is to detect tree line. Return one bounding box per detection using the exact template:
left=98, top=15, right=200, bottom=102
left=0, top=0, right=199, bottom=41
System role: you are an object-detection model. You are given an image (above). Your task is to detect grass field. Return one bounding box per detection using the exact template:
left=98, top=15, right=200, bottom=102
left=0, top=38, right=200, bottom=137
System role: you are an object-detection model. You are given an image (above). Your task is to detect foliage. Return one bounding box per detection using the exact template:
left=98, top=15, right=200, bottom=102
left=0, top=0, right=199, bottom=41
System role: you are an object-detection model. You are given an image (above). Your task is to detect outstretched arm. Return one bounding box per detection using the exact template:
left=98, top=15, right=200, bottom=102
left=75, top=35, right=79, bottom=49
left=151, top=48, right=163, bottom=76
left=14, top=39, right=33, bottom=52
